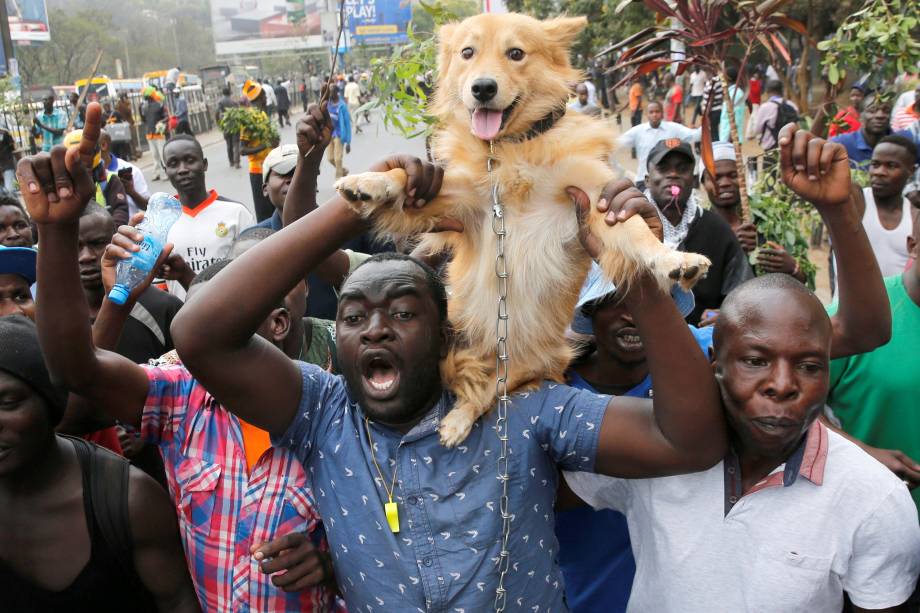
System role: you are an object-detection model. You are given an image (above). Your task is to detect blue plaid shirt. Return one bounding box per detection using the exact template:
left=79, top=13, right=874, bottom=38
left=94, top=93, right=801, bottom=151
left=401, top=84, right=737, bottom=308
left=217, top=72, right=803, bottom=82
left=274, top=362, right=610, bottom=612
left=38, top=108, right=68, bottom=151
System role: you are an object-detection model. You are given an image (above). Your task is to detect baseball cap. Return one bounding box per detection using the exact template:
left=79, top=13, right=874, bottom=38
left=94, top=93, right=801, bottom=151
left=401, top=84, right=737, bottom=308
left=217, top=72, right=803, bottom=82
left=0, top=245, right=37, bottom=285
left=242, top=79, right=263, bottom=102
left=571, top=262, right=695, bottom=335
left=647, top=138, right=695, bottom=170
left=262, top=144, right=299, bottom=183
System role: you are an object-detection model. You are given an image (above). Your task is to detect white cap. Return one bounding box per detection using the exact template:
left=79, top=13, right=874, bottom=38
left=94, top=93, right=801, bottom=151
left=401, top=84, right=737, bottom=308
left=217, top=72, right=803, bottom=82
left=262, top=144, right=299, bottom=183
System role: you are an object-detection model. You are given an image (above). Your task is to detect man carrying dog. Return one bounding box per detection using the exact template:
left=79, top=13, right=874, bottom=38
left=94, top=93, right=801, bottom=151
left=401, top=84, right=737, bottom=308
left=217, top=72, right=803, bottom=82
left=154, top=101, right=729, bottom=612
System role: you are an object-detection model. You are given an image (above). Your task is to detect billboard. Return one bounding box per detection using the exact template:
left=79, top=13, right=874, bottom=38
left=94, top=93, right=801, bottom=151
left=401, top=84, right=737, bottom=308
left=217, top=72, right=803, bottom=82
left=209, top=0, right=324, bottom=56
left=345, top=0, right=412, bottom=46
left=7, top=0, right=50, bottom=43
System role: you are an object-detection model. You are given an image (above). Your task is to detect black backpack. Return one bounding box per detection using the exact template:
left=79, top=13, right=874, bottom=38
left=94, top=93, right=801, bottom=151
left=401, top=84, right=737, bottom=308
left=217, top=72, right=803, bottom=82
left=766, top=99, right=799, bottom=143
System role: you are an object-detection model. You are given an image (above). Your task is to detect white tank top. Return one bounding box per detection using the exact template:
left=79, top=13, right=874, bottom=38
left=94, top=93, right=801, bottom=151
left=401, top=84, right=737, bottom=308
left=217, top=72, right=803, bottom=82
left=862, top=187, right=912, bottom=278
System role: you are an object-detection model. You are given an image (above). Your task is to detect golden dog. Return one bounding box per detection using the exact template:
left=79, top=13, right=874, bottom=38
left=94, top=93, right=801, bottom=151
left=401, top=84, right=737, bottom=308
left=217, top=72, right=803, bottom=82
left=335, top=13, right=710, bottom=446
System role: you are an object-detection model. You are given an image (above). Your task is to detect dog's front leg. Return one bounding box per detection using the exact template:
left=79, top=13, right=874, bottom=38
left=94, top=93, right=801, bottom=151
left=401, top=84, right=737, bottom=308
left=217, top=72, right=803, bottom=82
left=335, top=169, right=472, bottom=238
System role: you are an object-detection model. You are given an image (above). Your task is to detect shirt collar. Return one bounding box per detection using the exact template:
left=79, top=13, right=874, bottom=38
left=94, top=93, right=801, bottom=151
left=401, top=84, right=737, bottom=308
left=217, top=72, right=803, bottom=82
left=357, top=390, right=453, bottom=445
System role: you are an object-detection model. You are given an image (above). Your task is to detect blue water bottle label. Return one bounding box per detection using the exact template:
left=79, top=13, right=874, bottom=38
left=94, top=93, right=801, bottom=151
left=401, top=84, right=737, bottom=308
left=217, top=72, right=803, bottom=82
left=134, top=234, right=163, bottom=272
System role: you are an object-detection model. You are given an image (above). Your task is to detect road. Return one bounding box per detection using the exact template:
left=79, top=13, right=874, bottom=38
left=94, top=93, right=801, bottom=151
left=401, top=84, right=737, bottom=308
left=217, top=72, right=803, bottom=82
left=138, top=110, right=427, bottom=219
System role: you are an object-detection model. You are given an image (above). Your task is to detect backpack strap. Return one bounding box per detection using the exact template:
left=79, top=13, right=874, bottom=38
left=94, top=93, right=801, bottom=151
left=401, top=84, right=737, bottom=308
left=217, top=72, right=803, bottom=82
left=69, top=436, right=134, bottom=569
left=129, top=300, right=166, bottom=347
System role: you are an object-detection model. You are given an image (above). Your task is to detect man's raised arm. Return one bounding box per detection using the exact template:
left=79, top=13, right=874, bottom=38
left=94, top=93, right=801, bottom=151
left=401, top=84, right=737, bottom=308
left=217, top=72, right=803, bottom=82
left=776, top=124, right=891, bottom=358
left=19, top=104, right=150, bottom=426
left=568, top=185, right=727, bottom=478
left=171, top=157, right=444, bottom=436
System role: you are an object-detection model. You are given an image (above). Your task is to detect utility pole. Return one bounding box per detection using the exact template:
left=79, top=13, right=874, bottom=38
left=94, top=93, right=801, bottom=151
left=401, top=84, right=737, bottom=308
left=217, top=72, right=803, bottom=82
left=0, top=0, right=15, bottom=77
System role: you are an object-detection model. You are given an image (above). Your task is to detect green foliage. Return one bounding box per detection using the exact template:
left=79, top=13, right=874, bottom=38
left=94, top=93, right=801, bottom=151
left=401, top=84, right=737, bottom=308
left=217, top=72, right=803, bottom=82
left=747, top=158, right=819, bottom=288
left=219, top=108, right=279, bottom=145
left=362, top=1, right=469, bottom=138
left=818, top=0, right=920, bottom=86
left=18, top=0, right=217, bottom=88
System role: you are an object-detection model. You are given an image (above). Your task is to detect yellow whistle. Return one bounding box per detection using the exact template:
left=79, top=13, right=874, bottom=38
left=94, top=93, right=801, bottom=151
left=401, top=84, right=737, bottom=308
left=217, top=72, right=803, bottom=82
left=385, top=501, right=400, bottom=533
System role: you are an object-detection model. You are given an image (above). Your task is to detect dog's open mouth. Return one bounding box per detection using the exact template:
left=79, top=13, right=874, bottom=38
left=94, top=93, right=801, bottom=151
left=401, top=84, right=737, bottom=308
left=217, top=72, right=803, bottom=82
left=470, top=100, right=517, bottom=141
left=361, top=353, right=401, bottom=400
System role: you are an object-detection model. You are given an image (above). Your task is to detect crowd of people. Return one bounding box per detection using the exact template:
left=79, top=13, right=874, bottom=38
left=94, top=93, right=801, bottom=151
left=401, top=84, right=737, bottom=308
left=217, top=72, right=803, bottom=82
left=1, top=41, right=920, bottom=613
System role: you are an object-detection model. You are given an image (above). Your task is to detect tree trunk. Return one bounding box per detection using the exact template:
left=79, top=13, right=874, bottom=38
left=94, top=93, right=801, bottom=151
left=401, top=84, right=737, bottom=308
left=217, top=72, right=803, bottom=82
left=720, top=72, right=750, bottom=223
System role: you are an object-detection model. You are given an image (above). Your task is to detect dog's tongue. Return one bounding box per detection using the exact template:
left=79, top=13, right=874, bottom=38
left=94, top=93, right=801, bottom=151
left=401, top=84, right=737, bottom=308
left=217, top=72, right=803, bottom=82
left=471, top=108, right=503, bottom=140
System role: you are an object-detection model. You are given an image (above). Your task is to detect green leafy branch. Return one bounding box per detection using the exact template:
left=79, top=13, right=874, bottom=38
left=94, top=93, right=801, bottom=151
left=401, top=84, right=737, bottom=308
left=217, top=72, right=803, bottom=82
left=747, top=153, right=820, bottom=288
left=818, top=0, right=920, bottom=86
left=218, top=107, right=279, bottom=145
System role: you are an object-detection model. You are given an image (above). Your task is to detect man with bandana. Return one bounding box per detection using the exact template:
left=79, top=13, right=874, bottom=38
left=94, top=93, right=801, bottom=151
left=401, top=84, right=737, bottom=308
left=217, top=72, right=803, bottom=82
left=643, top=139, right=753, bottom=325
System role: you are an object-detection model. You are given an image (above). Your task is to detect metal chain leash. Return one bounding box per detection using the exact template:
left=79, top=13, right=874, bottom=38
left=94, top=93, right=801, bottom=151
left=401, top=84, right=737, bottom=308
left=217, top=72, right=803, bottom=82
left=488, top=140, right=512, bottom=612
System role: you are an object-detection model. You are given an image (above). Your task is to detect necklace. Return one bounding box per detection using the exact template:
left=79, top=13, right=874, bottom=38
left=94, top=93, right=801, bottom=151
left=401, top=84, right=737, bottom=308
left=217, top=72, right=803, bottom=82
left=364, top=417, right=400, bottom=533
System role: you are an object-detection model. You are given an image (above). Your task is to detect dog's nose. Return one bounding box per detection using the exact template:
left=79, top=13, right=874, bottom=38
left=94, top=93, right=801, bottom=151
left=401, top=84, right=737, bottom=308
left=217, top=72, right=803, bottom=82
left=471, top=78, right=498, bottom=103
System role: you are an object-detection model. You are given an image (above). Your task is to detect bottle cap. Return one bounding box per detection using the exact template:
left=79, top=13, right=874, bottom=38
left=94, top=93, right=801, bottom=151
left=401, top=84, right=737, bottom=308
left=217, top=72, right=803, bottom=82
left=108, top=284, right=130, bottom=305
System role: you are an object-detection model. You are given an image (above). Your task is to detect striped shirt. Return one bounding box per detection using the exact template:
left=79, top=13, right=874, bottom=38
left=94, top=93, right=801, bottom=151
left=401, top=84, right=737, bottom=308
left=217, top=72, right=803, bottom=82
left=702, top=78, right=724, bottom=113
left=140, top=360, right=337, bottom=612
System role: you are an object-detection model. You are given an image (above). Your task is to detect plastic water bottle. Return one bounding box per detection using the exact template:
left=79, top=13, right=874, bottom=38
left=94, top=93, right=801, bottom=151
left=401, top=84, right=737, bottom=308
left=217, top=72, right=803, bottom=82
left=107, top=193, right=182, bottom=305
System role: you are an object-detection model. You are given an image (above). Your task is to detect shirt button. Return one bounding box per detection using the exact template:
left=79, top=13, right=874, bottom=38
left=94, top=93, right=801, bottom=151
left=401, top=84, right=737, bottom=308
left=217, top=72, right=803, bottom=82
left=423, top=557, right=433, bottom=567
left=729, top=496, right=738, bottom=504
left=408, top=496, right=418, bottom=506
left=727, top=467, right=735, bottom=475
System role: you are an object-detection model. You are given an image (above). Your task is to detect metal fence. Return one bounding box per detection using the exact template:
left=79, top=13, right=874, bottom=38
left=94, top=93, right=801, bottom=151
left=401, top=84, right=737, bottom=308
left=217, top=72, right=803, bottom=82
left=0, top=89, right=217, bottom=161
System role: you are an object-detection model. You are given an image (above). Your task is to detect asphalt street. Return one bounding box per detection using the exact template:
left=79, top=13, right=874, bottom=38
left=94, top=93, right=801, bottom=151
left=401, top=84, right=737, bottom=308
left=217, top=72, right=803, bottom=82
left=139, top=109, right=427, bottom=219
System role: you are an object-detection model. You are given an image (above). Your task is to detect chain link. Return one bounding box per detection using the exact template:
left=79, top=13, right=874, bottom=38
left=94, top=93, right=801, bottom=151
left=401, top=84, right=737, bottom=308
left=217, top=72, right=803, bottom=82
left=489, top=141, right=512, bottom=612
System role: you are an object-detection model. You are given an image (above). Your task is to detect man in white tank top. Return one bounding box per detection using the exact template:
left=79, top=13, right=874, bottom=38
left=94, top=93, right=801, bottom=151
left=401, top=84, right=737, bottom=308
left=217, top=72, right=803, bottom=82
left=861, top=135, right=917, bottom=276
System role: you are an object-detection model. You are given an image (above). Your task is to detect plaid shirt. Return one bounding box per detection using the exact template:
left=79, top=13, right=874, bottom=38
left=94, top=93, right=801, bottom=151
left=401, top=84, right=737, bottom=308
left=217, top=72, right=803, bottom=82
left=140, top=360, right=338, bottom=612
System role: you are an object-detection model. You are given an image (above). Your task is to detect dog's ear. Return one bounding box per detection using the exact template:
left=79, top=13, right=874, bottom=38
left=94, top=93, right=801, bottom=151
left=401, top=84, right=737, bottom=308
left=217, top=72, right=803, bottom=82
left=540, top=16, right=587, bottom=48
left=436, top=22, right=459, bottom=73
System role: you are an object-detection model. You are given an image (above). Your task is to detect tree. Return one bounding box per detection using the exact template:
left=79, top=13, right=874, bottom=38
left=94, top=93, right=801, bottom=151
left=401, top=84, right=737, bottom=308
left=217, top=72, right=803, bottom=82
left=17, top=9, right=116, bottom=87
left=609, top=0, right=806, bottom=222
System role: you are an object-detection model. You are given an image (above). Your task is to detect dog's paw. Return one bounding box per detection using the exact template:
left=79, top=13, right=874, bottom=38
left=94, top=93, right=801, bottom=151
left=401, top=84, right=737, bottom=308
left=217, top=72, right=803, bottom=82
left=653, top=250, right=711, bottom=292
left=335, top=172, right=404, bottom=213
left=439, top=407, right=477, bottom=448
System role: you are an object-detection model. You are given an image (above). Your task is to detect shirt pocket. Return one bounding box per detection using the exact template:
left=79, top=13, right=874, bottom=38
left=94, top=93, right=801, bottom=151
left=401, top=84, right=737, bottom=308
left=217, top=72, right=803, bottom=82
left=176, top=457, right=222, bottom=536
left=275, top=485, right=323, bottom=548
left=749, top=542, right=834, bottom=611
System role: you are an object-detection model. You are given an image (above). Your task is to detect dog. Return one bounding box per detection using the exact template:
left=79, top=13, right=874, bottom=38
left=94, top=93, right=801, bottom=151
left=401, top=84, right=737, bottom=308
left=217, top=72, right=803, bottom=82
left=335, top=13, right=710, bottom=447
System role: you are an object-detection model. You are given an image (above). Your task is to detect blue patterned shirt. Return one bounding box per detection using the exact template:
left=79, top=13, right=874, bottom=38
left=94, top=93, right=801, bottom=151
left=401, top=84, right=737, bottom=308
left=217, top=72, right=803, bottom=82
left=274, top=362, right=610, bottom=612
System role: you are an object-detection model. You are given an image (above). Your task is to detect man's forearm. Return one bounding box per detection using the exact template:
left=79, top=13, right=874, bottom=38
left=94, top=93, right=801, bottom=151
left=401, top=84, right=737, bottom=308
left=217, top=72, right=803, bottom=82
left=128, top=187, right=149, bottom=209
left=283, top=159, right=320, bottom=227
left=623, top=275, right=726, bottom=460
left=36, top=224, right=103, bottom=388
left=823, top=200, right=891, bottom=357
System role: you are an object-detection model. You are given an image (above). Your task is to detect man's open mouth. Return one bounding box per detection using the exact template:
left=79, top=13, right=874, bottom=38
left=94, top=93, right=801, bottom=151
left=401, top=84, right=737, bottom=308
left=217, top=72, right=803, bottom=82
left=360, top=351, right=401, bottom=400
left=615, top=328, right=643, bottom=352
left=470, top=100, right=517, bottom=141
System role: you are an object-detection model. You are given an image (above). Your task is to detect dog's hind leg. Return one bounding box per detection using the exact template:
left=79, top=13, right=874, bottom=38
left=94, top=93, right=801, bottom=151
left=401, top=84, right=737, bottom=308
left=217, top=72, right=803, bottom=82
left=438, top=348, right=495, bottom=448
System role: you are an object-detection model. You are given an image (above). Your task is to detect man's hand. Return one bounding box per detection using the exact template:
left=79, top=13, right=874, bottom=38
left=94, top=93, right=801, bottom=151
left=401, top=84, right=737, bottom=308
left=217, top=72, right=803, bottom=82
left=368, top=154, right=444, bottom=210
left=296, top=103, right=333, bottom=167
left=778, top=124, right=851, bottom=208
left=861, top=446, right=920, bottom=490
left=158, top=253, right=195, bottom=290
left=755, top=241, right=797, bottom=274
left=345, top=143, right=351, bottom=155
left=251, top=532, right=333, bottom=592
left=102, top=212, right=174, bottom=304
left=18, top=102, right=102, bottom=225
left=735, top=222, right=758, bottom=254
left=698, top=309, right=719, bottom=328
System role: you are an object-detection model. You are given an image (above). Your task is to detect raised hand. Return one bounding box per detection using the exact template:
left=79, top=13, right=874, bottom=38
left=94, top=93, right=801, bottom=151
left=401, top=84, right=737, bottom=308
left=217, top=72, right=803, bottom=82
left=101, top=212, right=174, bottom=305
left=734, top=222, right=758, bottom=254
left=778, top=124, right=851, bottom=208
left=17, top=102, right=102, bottom=225
left=296, top=102, right=333, bottom=167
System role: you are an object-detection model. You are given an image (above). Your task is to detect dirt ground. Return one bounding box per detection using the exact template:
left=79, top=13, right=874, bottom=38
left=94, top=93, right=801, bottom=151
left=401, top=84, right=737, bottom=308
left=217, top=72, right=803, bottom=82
left=604, top=111, right=834, bottom=304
